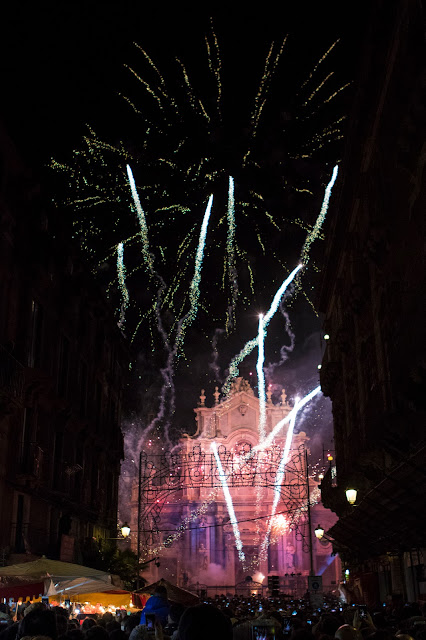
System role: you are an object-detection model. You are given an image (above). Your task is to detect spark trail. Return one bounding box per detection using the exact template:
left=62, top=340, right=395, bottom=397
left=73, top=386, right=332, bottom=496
left=116, top=242, right=129, bottom=330
left=175, top=194, right=213, bottom=354
left=222, top=263, right=303, bottom=394
left=126, top=163, right=155, bottom=275
left=254, top=385, right=321, bottom=452
left=226, top=176, right=237, bottom=333
left=256, top=314, right=267, bottom=442
left=212, top=442, right=246, bottom=564
left=137, top=194, right=214, bottom=448
left=264, top=309, right=295, bottom=378
left=301, top=164, right=338, bottom=266
left=259, top=398, right=299, bottom=559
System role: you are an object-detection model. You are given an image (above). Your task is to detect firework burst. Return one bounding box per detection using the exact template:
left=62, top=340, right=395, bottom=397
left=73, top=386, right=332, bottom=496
left=50, top=24, right=346, bottom=345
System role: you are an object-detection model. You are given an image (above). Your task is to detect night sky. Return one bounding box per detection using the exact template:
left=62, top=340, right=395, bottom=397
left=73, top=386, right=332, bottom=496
left=0, top=3, right=369, bottom=461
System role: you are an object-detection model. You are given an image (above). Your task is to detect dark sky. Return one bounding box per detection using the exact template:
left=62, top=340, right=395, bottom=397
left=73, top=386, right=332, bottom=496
left=0, top=3, right=366, bottom=165
left=0, top=2, right=368, bottom=457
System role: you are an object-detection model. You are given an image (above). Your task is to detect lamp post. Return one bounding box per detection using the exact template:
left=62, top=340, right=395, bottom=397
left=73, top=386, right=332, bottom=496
left=345, top=488, right=357, bottom=505
left=314, top=524, right=325, bottom=540
left=104, top=524, right=131, bottom=541
left=314, top=524, right=334, bottom=547
left=305, top=449, right=314, bottom=576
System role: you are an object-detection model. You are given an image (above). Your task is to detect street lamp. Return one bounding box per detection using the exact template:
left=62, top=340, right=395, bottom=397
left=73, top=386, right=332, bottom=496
left=345, top=488, right=357, bottom=505
left=121, top=522, right=131, bottom=538
left=314, top=524, right=325, bottom=540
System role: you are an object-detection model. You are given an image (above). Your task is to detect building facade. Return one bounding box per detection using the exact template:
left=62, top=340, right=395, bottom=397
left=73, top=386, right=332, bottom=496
left=132, top=379, right=340, bottom=596
left=317, top=0, right=426, bottom=605
left=0, top=125, right=126, bottom=565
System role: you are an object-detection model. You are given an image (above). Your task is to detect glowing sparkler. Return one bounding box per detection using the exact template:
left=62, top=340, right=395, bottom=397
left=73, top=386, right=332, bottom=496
left=116, top=242, right=129, bottom=329
left=211, top=442, right=245, bottom=563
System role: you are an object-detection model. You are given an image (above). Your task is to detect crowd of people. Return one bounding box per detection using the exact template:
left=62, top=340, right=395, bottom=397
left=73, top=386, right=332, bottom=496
left=0, top=587, right=425, bottom=640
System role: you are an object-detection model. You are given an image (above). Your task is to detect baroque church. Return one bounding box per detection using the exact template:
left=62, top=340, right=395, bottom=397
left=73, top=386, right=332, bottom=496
left=130, top=378, right=340, bottom=595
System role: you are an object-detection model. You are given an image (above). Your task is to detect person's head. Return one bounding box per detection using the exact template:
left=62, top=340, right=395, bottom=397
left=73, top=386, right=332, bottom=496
left=17, top=609, right=57, bottom=640
left=102, top=614, right=114, bottom=626
left=23, top=603, right=45, bottom=618
left=68, top=629, right=84, bottom=640
left=153, top=587, right=167, bottom=601
left=318, top=616, right=341, bottom=638
left=82, top=619, right=97, bottom=632
left=123, top=613, right=140, bottom=634
left=168, top=603, right=185, bottom=626
left=54, top=608, right=69, bottom=620
left=108, top=630, right=127, bottom=640
left=84, top=625, right=110, bottom=640
left=178, top=604, right=232, bottom=640
left=55, top=614, right=68, bottom=637
left=105, top=622, right=120, bottom=635
left=335, top=625, right=360, bottom=640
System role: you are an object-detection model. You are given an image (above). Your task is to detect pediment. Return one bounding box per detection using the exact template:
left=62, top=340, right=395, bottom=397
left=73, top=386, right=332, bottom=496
left=222, top=390, right=259, bottom=411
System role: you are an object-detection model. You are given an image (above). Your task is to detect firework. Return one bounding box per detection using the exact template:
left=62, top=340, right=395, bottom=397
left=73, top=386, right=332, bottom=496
left=223, top=263, right=303, bottom=394
left=116, top=242, right=129, bottom=329
left=50, top=27, right=346, bottom=344
left=256, top=314, right=267, bottom=442
left=301, top=164, right=338, bottom=266
left=212, top=441, right=246, bottom=564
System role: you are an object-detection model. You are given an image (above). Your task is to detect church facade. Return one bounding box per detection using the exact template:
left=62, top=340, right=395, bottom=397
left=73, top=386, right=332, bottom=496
left=131, top=379, right=340, bottom=595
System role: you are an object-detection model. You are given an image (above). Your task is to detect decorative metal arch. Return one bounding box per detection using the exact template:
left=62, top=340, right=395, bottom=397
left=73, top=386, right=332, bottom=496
left=138, top=443, right=310, bottom=554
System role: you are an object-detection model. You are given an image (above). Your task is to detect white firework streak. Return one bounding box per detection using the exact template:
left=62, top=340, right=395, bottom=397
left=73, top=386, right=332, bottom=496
left=222, top=263, right=303, bottom=394
left=253, top=385, right=321, bottom=453
left=256, top=314, right=267, bottom=442
left=211, top=442, right=245, bottom=563
left=126, top=164, right=154, bottom=273
left=139, top=195, right=214, bottom=446
left=259, top=398, right=299, bottom=559
left=301, top=164, right=338, bottom=265
left=116, top=242, right=129, bottom=329
left=175, top=194, right=213, bottom=353
left=226, top=176, right=238, bottom=332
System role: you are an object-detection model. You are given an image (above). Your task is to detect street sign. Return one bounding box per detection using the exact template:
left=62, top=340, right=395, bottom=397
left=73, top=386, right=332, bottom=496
left=308, top=575, right=323, bottom=592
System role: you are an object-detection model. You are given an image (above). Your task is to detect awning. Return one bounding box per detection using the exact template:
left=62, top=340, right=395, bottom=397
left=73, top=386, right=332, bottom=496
left=0, top=582, right=44, bottom=601
left=69, top=591, right=132, bottom=608
left=135, top=578, right=199, bottom=606
left=0, top=557, right=110, bottom=582
left=45, top=577, right=121, bottom=597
